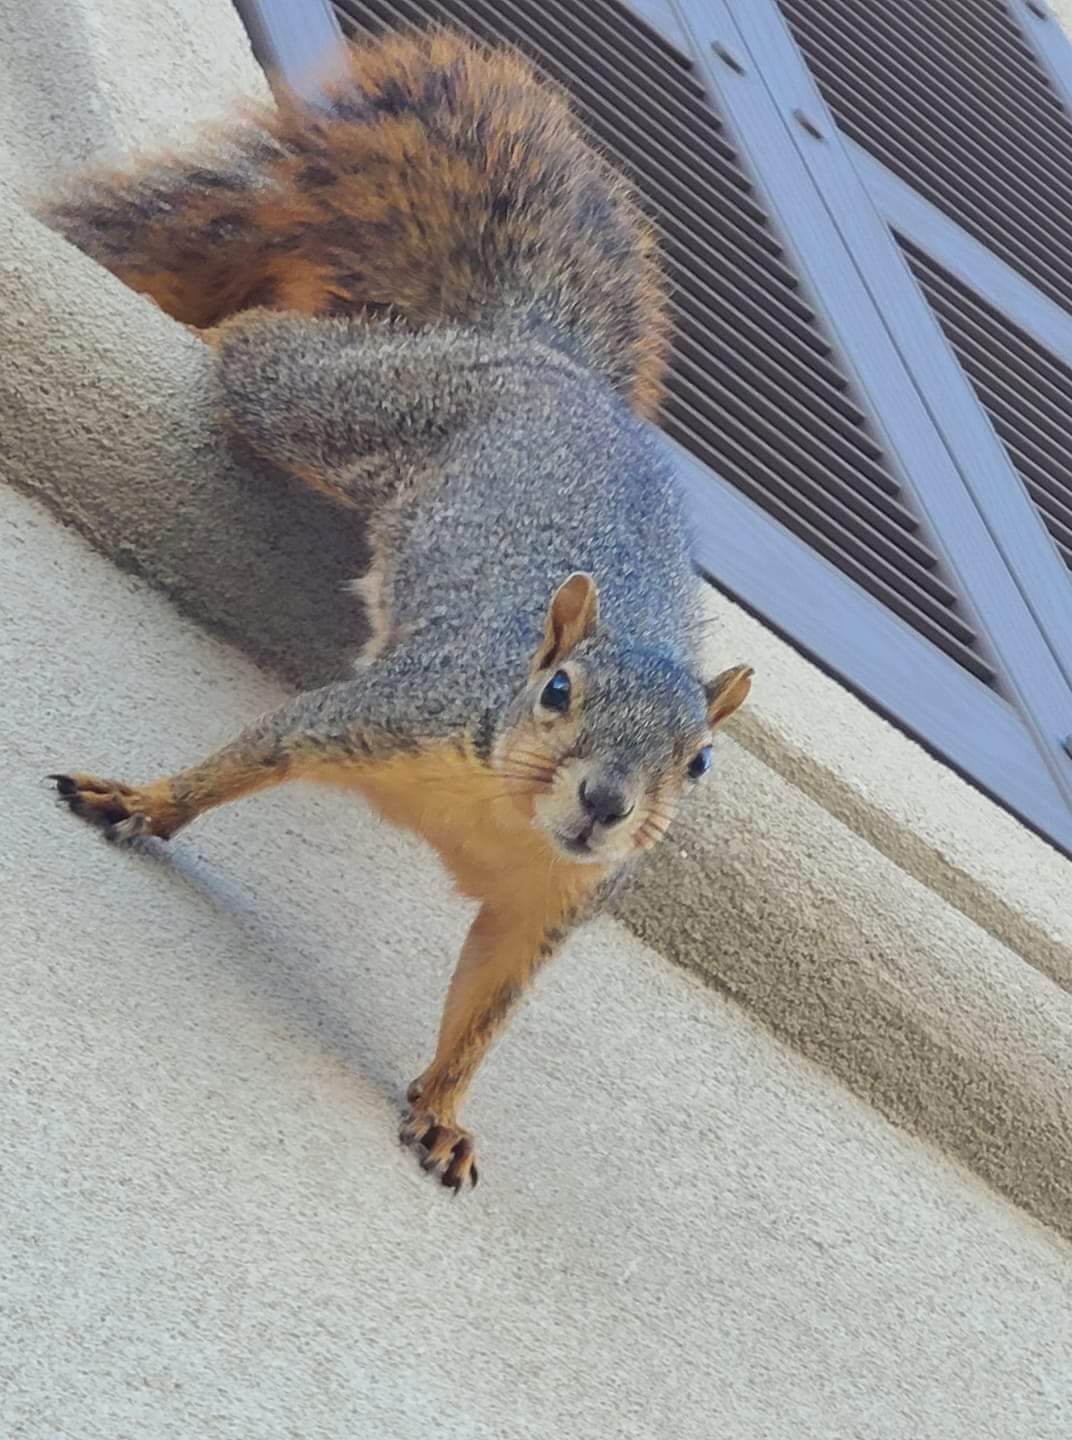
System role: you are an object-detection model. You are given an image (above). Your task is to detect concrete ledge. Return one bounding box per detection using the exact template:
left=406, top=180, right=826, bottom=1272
left=0, top=0, right=267, bottom=202
left=704, top=591, right=1072, bottom=992
left=0, top=201, right=372, bottom=689
left=4, top=195, right=1072, bottom=1243
left=6, top=483, right=1071, bottom=1436
left=618, top=758, right=1072, bottom=1238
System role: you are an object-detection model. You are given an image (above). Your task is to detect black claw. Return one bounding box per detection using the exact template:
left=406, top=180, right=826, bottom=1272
left=421, top=1125, right=441, bottom=1154
left=49, top=774, right=77, bottom=795
left=470, top=1165, right=479, bottom=1188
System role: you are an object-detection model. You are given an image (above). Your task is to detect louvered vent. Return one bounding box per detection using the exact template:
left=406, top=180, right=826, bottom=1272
left=778, top=0, right=1072, bottom=317
left=329, top=0, right=995, bottom=684
left=900, top=235, right=1072, bottom=573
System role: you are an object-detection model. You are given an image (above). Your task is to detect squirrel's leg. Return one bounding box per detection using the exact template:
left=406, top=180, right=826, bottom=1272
left=211, top=310, right=513, bottom=509
left=49, top=677, right=404, bottom=841
left=402, top=885, right=599, bottom=1192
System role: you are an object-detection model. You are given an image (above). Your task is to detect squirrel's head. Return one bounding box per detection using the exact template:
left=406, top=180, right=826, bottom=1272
left=492, top=574, right=752, bottom=866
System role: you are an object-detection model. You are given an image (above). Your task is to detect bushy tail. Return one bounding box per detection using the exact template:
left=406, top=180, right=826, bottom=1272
left=41, top=127, right=286, bottom=328
left=39, top=28, right=668, bottom=415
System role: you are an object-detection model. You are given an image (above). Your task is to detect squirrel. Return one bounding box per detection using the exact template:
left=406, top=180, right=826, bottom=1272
left=43, top=28, right=753, bottom=1193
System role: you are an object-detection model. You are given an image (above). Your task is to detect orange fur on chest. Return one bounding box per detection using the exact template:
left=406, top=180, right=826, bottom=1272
left=311, top=744, right=604, bottom=914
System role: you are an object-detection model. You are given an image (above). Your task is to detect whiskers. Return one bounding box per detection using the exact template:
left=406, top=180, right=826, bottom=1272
left=633, top=802, right=676, bottom=852
left=484, top=748, right=559, bottom=810
left=495, top=747, right=559, bottom=790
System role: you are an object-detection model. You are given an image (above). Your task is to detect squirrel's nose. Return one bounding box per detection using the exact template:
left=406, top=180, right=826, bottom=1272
left=579, top=777, right=634, bottom=827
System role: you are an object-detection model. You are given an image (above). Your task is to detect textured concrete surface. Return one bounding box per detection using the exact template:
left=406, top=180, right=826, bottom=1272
left=618, top=749, right=1072, bottom=1241
left=695, top=587, right=1072, bottom=990
left=0, top=0, right=266, bottom=202
left=4, top=484, right=1072, bottom=1438
left=0, top=198, right=374, bottom=690
left=4, top=177, right=1072, bottom=1241
left=1051, top=0, right=1072, bottom=43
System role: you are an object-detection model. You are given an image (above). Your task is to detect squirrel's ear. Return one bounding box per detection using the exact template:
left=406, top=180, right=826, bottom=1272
left=535, top=573, right=600, bottom=670
left=705, top=664, right=754, bottom=728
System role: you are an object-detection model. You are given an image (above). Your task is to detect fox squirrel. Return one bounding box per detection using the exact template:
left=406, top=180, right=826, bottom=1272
left=44, top=29, right=753, bottom=1193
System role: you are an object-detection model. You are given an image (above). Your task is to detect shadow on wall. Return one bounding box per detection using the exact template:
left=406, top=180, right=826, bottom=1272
left=2, top=260, right=373, bottom=689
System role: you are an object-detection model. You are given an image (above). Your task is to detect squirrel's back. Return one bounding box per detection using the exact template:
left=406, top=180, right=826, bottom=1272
left=43, top=28, right=669, bottom=417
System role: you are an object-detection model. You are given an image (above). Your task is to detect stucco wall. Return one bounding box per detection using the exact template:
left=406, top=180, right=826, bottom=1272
left=5, top=480, right=1072, bottom=1440
left=0, top=0, right=267, bottom=201
left=2, top=0, right=1072, bottom=1432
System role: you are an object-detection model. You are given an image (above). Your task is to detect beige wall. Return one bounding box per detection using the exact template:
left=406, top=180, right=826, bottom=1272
left=1, top=1, right=1071, bottom=1435
left=1050, top=1, right=1072, bottom=39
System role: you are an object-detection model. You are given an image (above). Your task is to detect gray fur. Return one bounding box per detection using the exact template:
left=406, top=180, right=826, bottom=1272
left=216, top=311, right=707, bottom=771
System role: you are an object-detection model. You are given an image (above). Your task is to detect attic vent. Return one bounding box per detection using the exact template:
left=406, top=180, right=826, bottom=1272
left=900, top=235, right=1072, bottom=574
left=332, top=0, right=995, bottom=685
left=778, top=0, right=1072, bottom=318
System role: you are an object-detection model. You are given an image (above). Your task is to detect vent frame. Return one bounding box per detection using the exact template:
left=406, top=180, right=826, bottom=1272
left=707, top=0, right=1072, bottom=838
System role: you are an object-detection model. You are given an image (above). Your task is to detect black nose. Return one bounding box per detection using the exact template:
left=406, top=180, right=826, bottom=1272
left=579, top=778, right=633, bottom=827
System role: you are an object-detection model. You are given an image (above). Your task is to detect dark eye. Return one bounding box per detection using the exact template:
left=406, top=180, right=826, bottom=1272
left=688, top=745, right=713, bottom=780
left=540, top=670, right=572, bottom=714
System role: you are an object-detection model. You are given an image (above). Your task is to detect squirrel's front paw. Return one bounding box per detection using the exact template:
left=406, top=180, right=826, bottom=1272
left=49, top=772, right=174, bottom=841
left=400, top=1104, right=479, bottom=1194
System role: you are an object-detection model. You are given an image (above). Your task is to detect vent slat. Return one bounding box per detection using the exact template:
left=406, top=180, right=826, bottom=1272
left=999, top=441, right=1072, bottom=548
left=1020, top=486, right=1072, bottom=567
left=661, top=395, right=960, bottom=619
left=816, top=0, right=1071, bottom=139
left=901, top=241, right=1072, bottom=577
left=330, top=0, right=996, bottom=681
left=670, top=322, right=878, bottom=464
left=906, top=265, right=1072, bottom=432
left=663, top=414, right=991, bottom=681
left=934, top=0, right=1062, bottom=95
left=792, top=53, right=1072, bottom=305
left=668, top=353, right=919, bottom=538
left=666, top=276, right=852, bottom=408
left=484, top=0, right=746, bottom=181
left=915, top=284, right=1072, bottom=453
left=907, top=0, right=1069, bottom=131
left=789, top=3, right=1072, bottom=224
left=779, top=0, right=1072, bottom=317
left=583, top=0, right=700, bottom=88
left=898, top=238, right=1072, bottom=408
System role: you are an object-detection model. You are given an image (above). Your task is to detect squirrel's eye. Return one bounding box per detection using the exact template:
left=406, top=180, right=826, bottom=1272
left=688, top=745, right=713, bottom=780
left=540, top=670, right=572, bottom=714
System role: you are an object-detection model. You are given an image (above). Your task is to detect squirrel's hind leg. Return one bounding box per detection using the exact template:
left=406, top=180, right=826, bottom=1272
left=212, top=309, right=512, bottom=511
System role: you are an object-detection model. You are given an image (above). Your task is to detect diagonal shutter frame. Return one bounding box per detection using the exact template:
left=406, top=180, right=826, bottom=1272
left=233, top=0, right=1072, bottom=852
left=773, top=0, right=1072, bottom=624
left=775, top=0, right=1072, bottom=315
left=748, top=0, right=1072, bottom=815
left=231, top=0, right=344, bottom=102
left=702, top=0, right=1072, bottom=843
